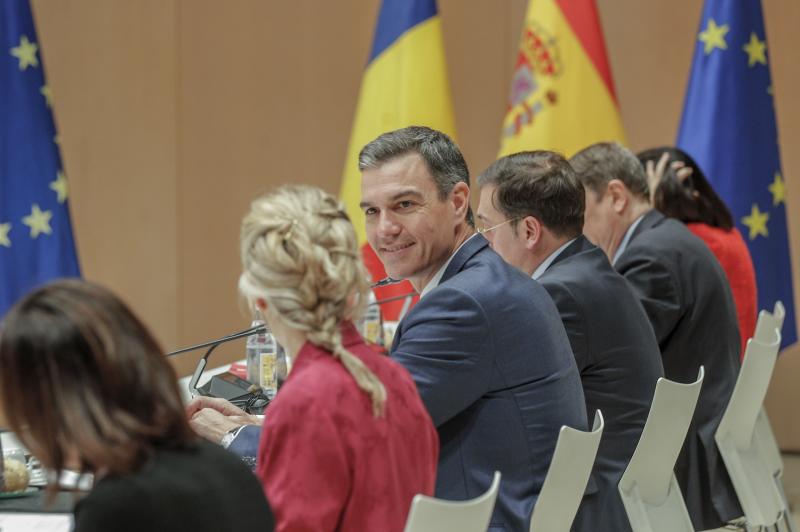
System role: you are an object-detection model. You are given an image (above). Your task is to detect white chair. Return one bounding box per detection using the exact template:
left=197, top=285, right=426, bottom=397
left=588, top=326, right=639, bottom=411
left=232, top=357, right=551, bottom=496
left=715, top=314, right=784, bottom=529
left=618, top=367, right=705, bottom=532
left=751, top=302, right=785, bottom=480
left=743, top=302, right=795, bottom=532
left=529, top=410, right=604, bottom=532
left=403, top=471, right=501, bottom=532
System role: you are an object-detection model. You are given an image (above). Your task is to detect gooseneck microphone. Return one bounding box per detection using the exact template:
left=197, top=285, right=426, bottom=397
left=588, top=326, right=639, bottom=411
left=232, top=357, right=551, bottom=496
left=166, top=324, right=266, bottom=358
left=167, top=325, right=268, bottom=406
left=371, top=277, right=404, bottom=288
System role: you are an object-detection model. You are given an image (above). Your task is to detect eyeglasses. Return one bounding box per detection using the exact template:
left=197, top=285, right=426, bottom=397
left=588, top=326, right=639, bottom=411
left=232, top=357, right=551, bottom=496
left=477, top=217, right=519, bottom=235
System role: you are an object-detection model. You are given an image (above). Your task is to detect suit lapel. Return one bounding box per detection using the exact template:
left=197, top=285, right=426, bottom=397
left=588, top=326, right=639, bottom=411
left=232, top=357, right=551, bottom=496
left=629, top=209, right=663, bottom=244
left=391, top=233, right=487, bottom=352
left=441, top=233, right=488, bottom=284
left=547, top=235, right=591, bottom=270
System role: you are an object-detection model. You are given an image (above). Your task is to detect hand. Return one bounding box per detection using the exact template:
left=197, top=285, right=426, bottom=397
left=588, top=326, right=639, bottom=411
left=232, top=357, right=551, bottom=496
left=189, top=408, right=243, bottom=443
left=645, top=152, right=670, bottom=202
left=185, top=395, right=246, bottom=419
left=645, top=152, right=694, bottom=202
left=670, top=160, right=694, bottom=183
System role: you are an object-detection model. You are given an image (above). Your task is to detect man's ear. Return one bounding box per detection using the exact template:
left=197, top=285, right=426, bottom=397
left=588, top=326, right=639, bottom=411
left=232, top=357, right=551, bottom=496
left=450, top=182, right=470, bottom=220
left=607, top=180, right=630, bottom=214
left=521, top=216, right=542, bottom=250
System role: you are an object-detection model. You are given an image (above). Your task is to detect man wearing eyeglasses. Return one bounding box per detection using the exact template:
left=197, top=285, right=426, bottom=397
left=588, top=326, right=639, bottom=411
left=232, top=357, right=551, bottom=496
left=359, top=126, right=587, bottom=532
left=476, top=151, right=664, bottom=532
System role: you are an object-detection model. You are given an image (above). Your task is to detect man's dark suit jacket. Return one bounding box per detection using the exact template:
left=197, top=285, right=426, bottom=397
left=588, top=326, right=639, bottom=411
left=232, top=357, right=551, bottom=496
left=539, top=235, right=664, bottom=532
left=615, top=209, right=742, bottom=530
left=392, top=234, right=588, bottom=532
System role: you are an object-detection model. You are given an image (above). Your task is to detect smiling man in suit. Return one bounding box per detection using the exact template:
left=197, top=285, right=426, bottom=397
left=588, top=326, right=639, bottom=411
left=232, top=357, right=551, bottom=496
left=476, top=150, right=664, bottom=532
left=359, top=127, right=587, bottom=532
left=570, top=142, right=742, bottom=531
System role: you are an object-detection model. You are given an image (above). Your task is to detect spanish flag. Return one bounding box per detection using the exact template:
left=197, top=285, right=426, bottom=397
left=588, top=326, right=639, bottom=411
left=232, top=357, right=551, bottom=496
left=340, top=0, right=456, bottom=320
left=499, top=0, right=625, bottom=157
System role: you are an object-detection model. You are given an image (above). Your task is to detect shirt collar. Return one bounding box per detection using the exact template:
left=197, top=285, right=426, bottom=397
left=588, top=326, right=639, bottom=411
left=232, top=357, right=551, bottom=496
left=531, top=237, right=577, bottom=280
left=612, top=213, right=646, bottom=265
left=419, top=233, right=478, bottom=299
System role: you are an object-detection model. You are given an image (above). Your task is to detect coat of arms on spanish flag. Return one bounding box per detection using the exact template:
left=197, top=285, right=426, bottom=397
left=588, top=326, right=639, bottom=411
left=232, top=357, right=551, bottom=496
left=499, top=0, right=626, bottom=157
left=339, top=0, right=456, bottom=321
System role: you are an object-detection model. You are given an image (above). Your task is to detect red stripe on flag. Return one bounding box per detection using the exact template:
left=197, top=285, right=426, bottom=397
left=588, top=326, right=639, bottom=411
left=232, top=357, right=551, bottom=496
left=554, top=0, right=618, bottom=102
left=361, top=243, right=417, bottom=322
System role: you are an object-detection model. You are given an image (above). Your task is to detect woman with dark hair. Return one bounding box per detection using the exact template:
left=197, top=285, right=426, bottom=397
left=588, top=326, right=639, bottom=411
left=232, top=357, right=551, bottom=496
left=638, top=147, right=757, bottom=356
left=0, top=280, right=274, bottom=532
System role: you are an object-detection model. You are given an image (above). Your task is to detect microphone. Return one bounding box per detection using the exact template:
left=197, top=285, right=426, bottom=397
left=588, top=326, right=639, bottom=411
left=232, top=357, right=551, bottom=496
left=371, top=277, right=404, bottom=288
left=168, top=326, right=269, bottom=413
left=373, top=291, right=417, bottom=306
left=166, top=324, right=266, bottom=357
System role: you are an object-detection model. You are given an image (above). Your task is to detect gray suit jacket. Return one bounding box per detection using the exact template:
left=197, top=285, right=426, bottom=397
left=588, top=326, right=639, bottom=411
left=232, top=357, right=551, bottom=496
left=615, top=209, right=742, bottom=530
left=392, top=234, right=588, bottom=532
left=539, top=236, right=663, bottom=532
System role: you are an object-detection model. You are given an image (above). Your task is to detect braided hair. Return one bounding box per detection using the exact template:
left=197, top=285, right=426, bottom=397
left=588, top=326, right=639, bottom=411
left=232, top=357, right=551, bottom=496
left=238, top=185, right=387, bottom=416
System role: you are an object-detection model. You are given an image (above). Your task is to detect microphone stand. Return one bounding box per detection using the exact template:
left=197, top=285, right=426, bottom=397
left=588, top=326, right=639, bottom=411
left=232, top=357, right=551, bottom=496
left=167, top=325, right=268, bottom=409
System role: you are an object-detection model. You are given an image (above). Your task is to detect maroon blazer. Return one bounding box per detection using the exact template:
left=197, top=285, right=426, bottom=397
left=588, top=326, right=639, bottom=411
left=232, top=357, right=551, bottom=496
left=257, top=322, right=438, bottom=532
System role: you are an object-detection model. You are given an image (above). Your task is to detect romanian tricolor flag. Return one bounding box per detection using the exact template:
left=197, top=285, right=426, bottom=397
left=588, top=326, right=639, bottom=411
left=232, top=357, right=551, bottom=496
left=498, top=0, right=625, bottom=157
left=340, top=0, right=456, bottom=320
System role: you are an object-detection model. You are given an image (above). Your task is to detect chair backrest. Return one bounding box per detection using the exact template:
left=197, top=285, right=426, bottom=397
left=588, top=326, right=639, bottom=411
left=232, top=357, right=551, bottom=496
left=715, top=312, right=785, bottom=526
left=403, top=471, right=501, bottom=532
left=717, top=324, right=781, bottom=449
left=529, top=411, right=604, bottom=532
left=771, top=301, right=786, bottom=332
left=618, top=367, right=704, bottom=532
left=753, top=301, right=787, bottom=478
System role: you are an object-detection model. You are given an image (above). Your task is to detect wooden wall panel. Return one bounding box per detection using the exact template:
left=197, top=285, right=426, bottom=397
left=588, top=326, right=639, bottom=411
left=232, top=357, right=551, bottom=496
left=31, top=0, right=179, bottom=349
left=173, top=0, right=379, bottom=374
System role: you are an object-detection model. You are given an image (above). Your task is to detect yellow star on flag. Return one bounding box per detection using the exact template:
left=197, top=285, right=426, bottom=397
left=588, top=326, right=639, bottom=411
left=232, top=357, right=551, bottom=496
left=768, top=172, right=785, bottom=206
left=9, top=35, right=39, bottom=70
left=742, top=203, right=769, bottom=240
left=699, top=19, right=729, bottom=55
left=50, top=171, right=69, bottom=203
left=22, top=204, right=53, bottom=238
left=743, top=32, right=767, bottom=67
left=0, top=223, right=11, bottom=248
left=40, top=85, right=52, bottom=107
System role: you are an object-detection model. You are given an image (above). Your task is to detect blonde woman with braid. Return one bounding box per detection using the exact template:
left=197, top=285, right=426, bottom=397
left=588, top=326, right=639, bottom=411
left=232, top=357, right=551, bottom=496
left=188, top=185, right=438, bottom=532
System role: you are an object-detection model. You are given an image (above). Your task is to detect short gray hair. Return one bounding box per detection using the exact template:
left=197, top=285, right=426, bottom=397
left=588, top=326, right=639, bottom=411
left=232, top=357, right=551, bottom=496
left=359, top=126, right=473, bottom=226
left=569, top=142, right=650, bottom=201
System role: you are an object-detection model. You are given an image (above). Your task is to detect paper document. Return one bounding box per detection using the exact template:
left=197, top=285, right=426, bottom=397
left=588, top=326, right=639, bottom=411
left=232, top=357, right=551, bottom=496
left=0, top=513, right=72, bottom=532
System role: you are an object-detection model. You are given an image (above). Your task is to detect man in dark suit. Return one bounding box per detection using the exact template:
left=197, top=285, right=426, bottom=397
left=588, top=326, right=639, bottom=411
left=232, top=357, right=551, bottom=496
left=359, top=127, right=588, bottom=532
left=475, top=150, right=664, bottom=532
left=570, top=142, right=743, bottom=531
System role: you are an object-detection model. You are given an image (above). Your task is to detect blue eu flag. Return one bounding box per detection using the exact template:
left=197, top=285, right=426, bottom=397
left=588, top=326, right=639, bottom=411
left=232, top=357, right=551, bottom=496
left=1, top=0, right=80, bottom=318
left=677, top=0, right=796, bottom=348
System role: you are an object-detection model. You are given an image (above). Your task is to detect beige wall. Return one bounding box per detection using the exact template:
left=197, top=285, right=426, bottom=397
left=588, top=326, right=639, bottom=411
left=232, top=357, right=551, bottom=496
left=31, top=0, right=800, bottom=447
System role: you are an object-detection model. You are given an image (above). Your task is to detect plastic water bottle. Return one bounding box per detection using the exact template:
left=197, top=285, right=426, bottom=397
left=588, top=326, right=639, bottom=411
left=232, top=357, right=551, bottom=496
left=246, top=312, right=280, bottom=399
left=359, top=289, right=384, bottom=347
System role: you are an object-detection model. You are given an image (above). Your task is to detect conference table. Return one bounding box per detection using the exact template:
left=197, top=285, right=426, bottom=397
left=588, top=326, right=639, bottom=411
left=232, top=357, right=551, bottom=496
left=0, top=491, right=75, bottom=531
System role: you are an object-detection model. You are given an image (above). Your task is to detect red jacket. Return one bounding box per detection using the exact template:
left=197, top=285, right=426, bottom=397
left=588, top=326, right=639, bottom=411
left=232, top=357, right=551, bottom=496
left=257, top=322, right=438, bottom=532
left=688, top=223, right=757, bottom=358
